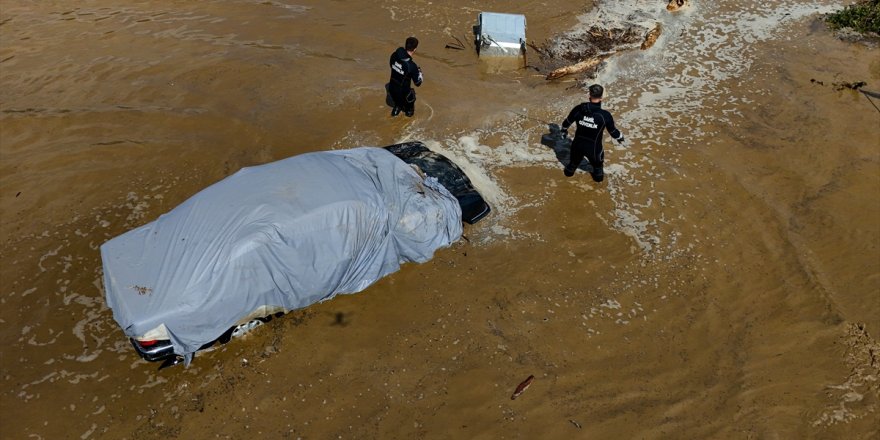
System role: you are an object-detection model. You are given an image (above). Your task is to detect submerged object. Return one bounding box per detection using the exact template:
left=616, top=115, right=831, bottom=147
left=541, top=123, right=572, bottom=150
left=102, top=144, right=490, bottom=366
left=473, top=12, right=527, bottom=58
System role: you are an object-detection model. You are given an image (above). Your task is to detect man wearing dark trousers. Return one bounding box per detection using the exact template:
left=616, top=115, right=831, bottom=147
left=388, top=36, right=423, bottom=117
left=560, top=84, right=625, bottom=182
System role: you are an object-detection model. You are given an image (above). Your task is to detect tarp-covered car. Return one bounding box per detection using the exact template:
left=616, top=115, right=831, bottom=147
left=101, top=142, right=489, bottom=367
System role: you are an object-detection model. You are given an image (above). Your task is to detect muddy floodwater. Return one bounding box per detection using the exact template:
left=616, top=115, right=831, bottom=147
left=1, top=0, right=879, bottom=439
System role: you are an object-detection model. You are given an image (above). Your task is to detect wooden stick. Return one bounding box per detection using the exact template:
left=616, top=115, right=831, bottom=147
left=545, top=56, right=608, bottom=80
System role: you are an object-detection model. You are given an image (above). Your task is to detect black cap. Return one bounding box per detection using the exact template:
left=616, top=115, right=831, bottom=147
left=588, top=84, right=604, bottom=98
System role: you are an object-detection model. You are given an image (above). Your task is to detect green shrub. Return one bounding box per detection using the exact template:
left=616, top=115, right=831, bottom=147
left=825, top=0, right=880, bottom=34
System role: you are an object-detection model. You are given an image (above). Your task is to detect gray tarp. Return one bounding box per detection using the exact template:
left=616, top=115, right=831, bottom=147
left=101, top=147, right=463, bottom=359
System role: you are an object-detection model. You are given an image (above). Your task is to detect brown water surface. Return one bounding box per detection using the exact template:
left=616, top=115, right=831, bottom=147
left=1, top=1, right=878, bottom=439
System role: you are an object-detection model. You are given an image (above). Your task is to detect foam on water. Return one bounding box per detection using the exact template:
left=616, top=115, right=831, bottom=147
left=1, top=172, right=202, bottom=425
left=600, top=0, right=839, bottom=126
left=416, top=119, right=665, bottom=250
left=422, top=137, right=521, bottom=232
left=551, top=0, right=839, bottom=254
left=384, top=1, right=847, bottom=340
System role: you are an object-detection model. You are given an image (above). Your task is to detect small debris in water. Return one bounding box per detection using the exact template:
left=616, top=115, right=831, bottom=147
left=510, top=374, right=534, bottom=400
left=833, top=81, right=866, bottom=91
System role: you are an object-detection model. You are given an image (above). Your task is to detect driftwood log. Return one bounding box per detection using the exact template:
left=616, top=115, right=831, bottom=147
left=544, top=22, right=661, bottom=79
left=641, top=24, right=662, bottom=50
left=545, top=55, right=610, bottom=80
left=542, top=2, right=683, bottom=81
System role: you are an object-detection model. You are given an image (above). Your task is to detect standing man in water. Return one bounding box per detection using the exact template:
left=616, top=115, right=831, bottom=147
left=560, top=84, right=625, bottom=182
left=388, top=36, right=423, bottom=117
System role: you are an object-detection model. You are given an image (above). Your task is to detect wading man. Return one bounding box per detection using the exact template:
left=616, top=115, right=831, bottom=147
left=388, top=36, right=423, bottom=117
left=560, top=84, right=625, bottom=182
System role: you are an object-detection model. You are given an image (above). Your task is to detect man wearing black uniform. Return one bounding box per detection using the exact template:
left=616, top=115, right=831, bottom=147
left=388, top=36, right=424, bottom=117
left=560, top=84, right=625, bottom=182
